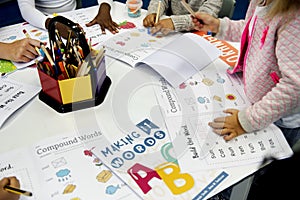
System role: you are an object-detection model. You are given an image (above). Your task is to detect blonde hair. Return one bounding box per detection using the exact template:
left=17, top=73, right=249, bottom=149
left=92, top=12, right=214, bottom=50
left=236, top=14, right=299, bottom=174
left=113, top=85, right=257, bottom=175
left=267, top=0, right=300, bottom=18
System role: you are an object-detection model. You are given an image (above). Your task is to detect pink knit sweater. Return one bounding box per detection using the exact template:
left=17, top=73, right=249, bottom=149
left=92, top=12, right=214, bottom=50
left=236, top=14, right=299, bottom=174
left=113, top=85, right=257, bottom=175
left=216, top=0, right=300, bottom=132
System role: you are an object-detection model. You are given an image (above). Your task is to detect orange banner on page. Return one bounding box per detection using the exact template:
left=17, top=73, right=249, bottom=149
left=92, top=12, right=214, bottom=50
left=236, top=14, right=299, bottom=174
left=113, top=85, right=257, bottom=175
left=193, top=31, right=239, bottom=68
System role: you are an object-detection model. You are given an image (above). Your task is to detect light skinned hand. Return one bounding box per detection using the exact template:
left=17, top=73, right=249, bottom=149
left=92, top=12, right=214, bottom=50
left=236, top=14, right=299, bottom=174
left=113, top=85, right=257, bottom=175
left=143, top=13, right=156, bottom=27
left=208, top=109, right=246, bottom=141
left=192, top=12, right=220, bottom=34
left=86, top=3, right=119, bottom=34
left=150, top=18, right=175, bottom=35
left=0, top=38, right=41, bottom=63
left=0, top=177, right=20, bottom=200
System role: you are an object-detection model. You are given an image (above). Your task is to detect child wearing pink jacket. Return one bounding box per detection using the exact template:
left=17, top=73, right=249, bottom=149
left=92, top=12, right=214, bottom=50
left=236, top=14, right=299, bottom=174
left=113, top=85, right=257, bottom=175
left=193, top=0, right=300, bottom=147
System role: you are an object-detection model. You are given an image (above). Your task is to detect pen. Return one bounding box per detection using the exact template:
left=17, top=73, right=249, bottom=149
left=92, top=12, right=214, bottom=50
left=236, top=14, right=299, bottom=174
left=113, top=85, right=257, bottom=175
left=155, top=0, right=162, bottom=24
left=4, top=185, right=33, bottom=197
left=22, top=29, right=42, bottom=56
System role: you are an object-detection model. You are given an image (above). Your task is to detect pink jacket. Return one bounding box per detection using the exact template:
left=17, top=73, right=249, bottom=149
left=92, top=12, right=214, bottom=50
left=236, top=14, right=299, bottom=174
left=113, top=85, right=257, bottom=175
left=216, top=0, right=300, bottom=132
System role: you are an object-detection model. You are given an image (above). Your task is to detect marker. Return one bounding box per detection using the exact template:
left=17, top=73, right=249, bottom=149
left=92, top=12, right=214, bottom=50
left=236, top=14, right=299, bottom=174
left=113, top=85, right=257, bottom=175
left=4, top=185, right=32, bottom=197
left=22, top=29, right=42, bottom=56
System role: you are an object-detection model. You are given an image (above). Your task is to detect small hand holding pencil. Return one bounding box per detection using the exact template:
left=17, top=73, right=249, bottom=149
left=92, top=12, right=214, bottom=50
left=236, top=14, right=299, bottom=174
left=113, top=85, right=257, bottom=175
left=0, top=176, right=32, bottom=200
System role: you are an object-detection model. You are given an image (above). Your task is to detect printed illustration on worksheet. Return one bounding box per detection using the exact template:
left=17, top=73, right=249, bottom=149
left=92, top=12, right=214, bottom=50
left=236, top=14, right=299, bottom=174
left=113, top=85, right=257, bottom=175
left=152, top=61, right=293, bottom=171
left=103, top=28, right=181, bottom=66
left=59, top=6, right=139, bottom=48
left=153, top=62, right=249, bottom=118
left=34, top=133, right=135, bottom=200
left=87, top=118, right=229, bottom=200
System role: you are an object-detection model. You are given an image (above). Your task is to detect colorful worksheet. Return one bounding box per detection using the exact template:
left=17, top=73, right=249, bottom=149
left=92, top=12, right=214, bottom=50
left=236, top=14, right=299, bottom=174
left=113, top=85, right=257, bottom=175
left=153, top=61, right=249, bottom=117
left=59, top=4, right=144, bottom=48
left=0, top=22, right=47, bottom=71
left=152, top=61, right=293, bottom=170
left=0, top=59, right=17, bottom=76
left=33, top=133, right=136, bottom=200
left=0, top=133, right=137, bottom=200
left=0, top=77, right=41, bottom=128
left=103, top=30, right=221, bottom=87
left=87, top=118, right=229, bottom=200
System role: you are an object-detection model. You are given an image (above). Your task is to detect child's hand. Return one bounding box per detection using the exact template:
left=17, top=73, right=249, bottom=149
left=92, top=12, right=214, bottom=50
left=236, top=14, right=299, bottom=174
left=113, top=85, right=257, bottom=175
left=143, top=13, right=156, bottom=27
left=0, top=177, right=20, bottom=200
left=86, top=3, right=119, bottom=34
left=208, top=109, right=246, bottom=141
left=150, top=18, right=175, bottom=35
left=4, top=38, right=41, bottom=63
left=192, top=12, right=220, bottom=34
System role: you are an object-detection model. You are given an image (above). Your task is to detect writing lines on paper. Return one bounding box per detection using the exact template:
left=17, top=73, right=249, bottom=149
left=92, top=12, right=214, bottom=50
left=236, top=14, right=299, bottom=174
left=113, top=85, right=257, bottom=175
left=164, top=114, right=293, bottom=171
left=152, top=65, right=293, bottom=171
left=0, top=149, right=39, bottom=200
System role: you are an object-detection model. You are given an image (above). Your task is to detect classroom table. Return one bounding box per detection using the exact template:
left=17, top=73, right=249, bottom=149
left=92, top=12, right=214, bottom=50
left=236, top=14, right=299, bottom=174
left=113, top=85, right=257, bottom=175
left=0, top=2, right=276, bottom=200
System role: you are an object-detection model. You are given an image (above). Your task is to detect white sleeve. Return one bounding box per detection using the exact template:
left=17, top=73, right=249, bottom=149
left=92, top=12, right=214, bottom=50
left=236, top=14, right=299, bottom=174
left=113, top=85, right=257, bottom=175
left=17, top=0, right=49, bottom=30
left=97, top=0, right=113, bottom=6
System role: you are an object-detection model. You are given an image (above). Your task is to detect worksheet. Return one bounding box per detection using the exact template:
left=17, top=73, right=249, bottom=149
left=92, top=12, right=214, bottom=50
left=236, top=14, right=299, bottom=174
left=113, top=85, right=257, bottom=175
left=152, top=62, right=293, bottom=170
left=59, top=3, right=145, bottom=48
left=33, top=133, right=136, bottom=200
left=103, top=30, right=221, bottom=87
left=0, top=149, right=41, bottom=200
left=153, top=61, right=249, bottom=117
left=163, top=114, right=293, bottom=170
left=87, top=118, right=229, bottom=200
left=0, top=132, right=137, bottom=200
left=0, top=77, right=41, bottom=128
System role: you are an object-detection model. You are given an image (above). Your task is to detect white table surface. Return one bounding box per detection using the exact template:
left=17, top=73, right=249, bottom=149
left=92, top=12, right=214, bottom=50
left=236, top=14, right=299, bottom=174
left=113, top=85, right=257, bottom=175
left=0, top=2, right=261, bottom=199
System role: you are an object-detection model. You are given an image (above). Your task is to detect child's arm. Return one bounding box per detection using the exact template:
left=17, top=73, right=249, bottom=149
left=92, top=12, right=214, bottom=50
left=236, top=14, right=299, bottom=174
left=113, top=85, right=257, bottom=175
left=17, top=0, right=49, bottom=30
left=239, top=17, right=300, bottom=133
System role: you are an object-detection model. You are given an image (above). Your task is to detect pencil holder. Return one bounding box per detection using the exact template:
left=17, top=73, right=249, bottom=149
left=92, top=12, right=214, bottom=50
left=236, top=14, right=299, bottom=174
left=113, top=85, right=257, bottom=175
left=37, top=16, right=111, bottom=113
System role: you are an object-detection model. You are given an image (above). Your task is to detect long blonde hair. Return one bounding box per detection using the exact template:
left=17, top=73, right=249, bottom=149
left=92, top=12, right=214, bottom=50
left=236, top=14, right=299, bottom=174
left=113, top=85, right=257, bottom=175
left=267, top=0, right=300, bottom=18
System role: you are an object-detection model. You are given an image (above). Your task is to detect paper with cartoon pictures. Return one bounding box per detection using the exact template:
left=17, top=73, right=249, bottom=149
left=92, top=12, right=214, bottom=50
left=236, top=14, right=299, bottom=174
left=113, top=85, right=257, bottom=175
left=152, top=60, right=293, bottom=170
left=32, top=132, right=137, bottom=200
left=153, top=59, right=250, bottom=117
left=103, top=30, right=221, bottom=87
left=0, top=132, right=137, bottom=200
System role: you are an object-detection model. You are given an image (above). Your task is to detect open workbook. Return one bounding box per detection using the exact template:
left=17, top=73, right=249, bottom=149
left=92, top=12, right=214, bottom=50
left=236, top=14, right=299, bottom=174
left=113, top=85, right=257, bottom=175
left=103, top=29, right=221, bottom=87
